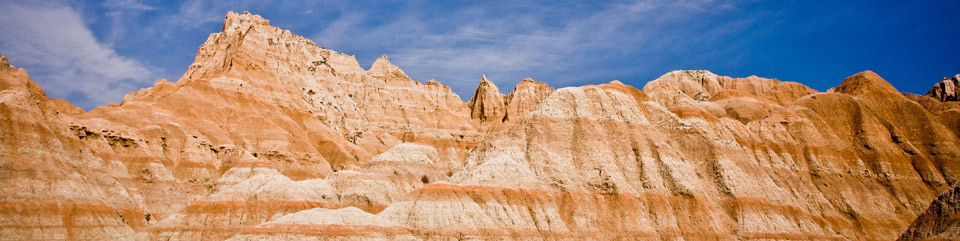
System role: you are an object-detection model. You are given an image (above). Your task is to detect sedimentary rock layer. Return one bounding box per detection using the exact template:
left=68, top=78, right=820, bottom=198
left=0, top=11, right=958, bottom=241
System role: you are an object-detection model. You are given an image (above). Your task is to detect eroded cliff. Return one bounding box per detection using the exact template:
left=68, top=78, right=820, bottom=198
left=0, top=11, right=958, bottom=241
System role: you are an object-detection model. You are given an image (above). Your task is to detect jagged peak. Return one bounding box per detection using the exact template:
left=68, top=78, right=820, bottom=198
left=926, top=74, right=960, bottom=102
left=834, top=70, right=901, bottom=97
left=474, top=74, right=501, bottom=92
left=367, top=54, right=410, bottom=80
left=467, top=75, right=507, bottom=122
left=222, top=11, right=270, bottom=31
left=0, top=52, right=8, bottom=67
left=369, top=55, right=393, bottom=70
left=666, top=70, right=718, bottom=78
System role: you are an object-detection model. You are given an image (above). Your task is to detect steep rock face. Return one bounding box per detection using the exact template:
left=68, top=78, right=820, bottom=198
left=0, top=53, right=143, bottom=239
left=899, top=184, right=960, bottom=240
left=58, top=11, right=483, bottom=221
left=466, top=74, right=507, bottom=123
left=467, top=76, right=554, bottom=132
left=503, top=78, right=555, bottom=123
left=926, top=74, right=960, bottom=102
left=0, top=11, right=510, bottom=240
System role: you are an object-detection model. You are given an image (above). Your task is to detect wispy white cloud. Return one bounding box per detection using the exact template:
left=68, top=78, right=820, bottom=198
left=311, top=0, right=742, bottom=97
left=101, top=0, right=156, bottom=10
left=0, top=1, right=154, bottom=110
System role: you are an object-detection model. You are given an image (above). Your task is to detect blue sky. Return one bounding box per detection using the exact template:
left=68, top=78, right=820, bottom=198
left=1, top=0, right=958, bottom=110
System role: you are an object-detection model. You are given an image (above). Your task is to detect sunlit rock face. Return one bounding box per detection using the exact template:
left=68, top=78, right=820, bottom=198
left=1, top=11, right=959, bottom=241
left=926, top=74, right=960, bottom=102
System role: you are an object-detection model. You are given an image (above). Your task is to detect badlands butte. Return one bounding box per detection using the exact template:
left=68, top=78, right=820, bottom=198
left=1, top=11, right=960, bottom=241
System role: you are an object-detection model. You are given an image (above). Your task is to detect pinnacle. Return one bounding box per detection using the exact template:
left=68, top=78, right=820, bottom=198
left=367, top=54, right=411, bottom=80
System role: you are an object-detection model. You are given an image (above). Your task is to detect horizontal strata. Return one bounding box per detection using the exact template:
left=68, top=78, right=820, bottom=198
left=227, top=207, right=417, bottom=240
left=0, top=202, right=139, bottom=239
left=148, top=200, right=338, bottom=240
left=1, top=11, right=960, bottom=241
left=237, top=223, right=410, bottom=236
left=379, top=182, right=875, bottom=240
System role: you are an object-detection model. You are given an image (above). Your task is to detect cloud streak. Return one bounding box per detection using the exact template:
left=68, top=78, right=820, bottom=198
left=311, top=0, right=744, bottom=98
left=0, top=1, right=154, bottom=110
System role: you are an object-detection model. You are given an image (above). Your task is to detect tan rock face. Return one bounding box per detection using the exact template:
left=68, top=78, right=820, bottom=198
left=466, top=75, right=554, bottom=132
left=0, top=53, right=142, bottom=240
left=504, top=78, right=555, bottom=123
left=1, top=11, right=959, bottom=241
left=229, top=207, right=417, bottom=241
left=467, top=74, right=507, bottom=123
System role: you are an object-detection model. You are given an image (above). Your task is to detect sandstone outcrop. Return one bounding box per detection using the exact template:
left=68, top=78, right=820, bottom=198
left=926, top=74, right=960, bottom=102
left=466, top=75, right=554, bottom=132
left=503, top=78, right=555, bottom=123
left=1, top=11, right=958, bottom=241
left=467, top=74, right=507, bottom=124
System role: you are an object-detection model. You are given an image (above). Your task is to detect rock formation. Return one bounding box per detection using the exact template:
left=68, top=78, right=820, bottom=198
left=0, top=51, right=143, bottom=240
left=503, top=78, right=555, bottom=123
left=466, top=75, right=554, bottom=132
left=926, top=74, right=960, bottom=102
left=466, top=74, right=507, bottom=123
left=0, top=11, right=958, bottom=240
left=898, top=184, right=960, bottom=240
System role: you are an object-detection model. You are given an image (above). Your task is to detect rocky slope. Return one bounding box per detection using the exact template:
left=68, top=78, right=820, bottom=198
left=898, top=184, right=960, bottom=240
left=0, top=11, right=958, bottom=240
left=0, top=51, right=143, bottom=240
